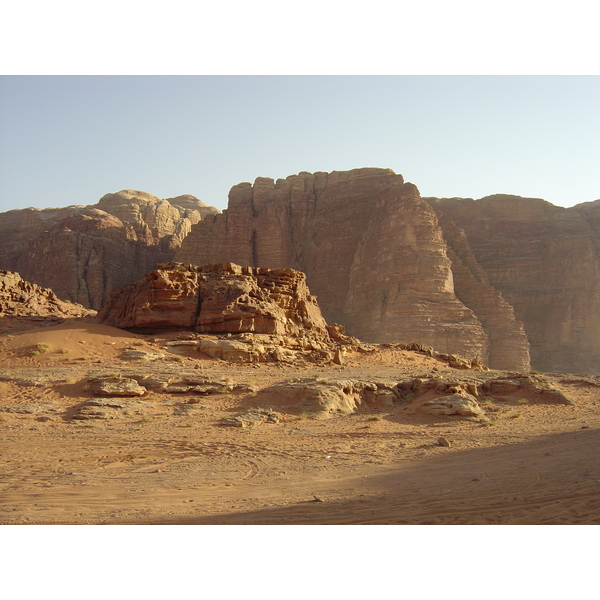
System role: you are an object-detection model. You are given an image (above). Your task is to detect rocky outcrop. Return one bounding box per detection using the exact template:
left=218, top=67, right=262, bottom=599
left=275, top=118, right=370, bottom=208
left=96, top=262, right=366, bottom=364
left=0, top=271, right=93, bottom=319
left=0, top=190, right=219, bottom=310
left=176, top=168, right=529, bottom=369
left=98, top=261, right=331, bottom=337
left=248, top=370, right=573, bottom=419
left=427, top=195, right=600, bottom=374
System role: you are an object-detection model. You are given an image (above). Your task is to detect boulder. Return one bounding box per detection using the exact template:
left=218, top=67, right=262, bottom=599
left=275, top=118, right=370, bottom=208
left=418, top=392, right=483, bottom=417
left=250, top=378, right=402, bottom=418
left=87, top=376, right=147, bottom=397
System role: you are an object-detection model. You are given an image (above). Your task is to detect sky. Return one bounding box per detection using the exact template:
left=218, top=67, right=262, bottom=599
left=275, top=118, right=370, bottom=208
left=1, top=75, right=599, bottom=212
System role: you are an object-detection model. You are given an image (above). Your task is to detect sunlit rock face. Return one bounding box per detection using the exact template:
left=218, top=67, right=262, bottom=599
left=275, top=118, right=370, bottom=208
left=426, top=195, right=600, bottom=374
left=0, top=270, right=93, bottom=318
left=176, top=168, right=531, bottom=369
left=96, top=261, right=332, bottom=342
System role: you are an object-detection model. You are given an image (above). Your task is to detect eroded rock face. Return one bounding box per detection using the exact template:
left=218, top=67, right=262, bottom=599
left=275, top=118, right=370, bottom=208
left=176, top=168, right=520, bottom=366
left=250, top=371, right=574, bottom=419
left=0, top=271, right=93, bottom=319
left=96, top=262, right=334, bottom=343
left=427, top=195, right=600, bottom=374
left=0, top=190, right=220, bottom=310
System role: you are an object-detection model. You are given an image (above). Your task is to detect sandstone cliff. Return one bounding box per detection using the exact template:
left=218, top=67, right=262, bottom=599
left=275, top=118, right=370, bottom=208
left=426, top=195, right=600, bottom=374
left=176, top=168, right=530, bottom=369
left=0, top=191, right=220, bottom=310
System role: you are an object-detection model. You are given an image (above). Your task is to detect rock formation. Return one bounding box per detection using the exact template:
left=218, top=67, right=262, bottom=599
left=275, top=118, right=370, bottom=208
left=97, top=262, right=365, bottom=364
left=175, top=168, right=530, bottom=370
left=98, top=261, right=329, bottom=336
left=0, top=271, right=93, bottom=319
left=0, top=190, right=219, bottom=310
left=426, top=195, right=600, bottom=374
left=3, top=170, right=598, bottom=374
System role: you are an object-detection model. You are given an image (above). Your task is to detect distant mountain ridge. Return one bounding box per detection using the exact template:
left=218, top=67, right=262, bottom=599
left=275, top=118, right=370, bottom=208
left=0, top=190, right=220, bottom=310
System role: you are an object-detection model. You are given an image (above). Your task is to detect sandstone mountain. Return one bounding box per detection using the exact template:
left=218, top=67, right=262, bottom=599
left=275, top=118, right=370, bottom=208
left=426, top=195, right=600, bottom=374
left=0, top=190, right=220, bottom=310
left=175, top=168, right=532, bottom=371
left=3, top=170, right=598, bottom=375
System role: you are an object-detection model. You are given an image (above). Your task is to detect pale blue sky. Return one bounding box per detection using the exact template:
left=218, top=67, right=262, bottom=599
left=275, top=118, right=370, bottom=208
left=1, top=75, right=598, bottom=212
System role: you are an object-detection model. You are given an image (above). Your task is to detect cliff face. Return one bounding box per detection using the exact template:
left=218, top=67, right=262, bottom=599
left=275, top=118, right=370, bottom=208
left=176, top=168, right=530, bottom=369
left=427, top=195, right=600, bottom=374
left=5, top=171, right=595, bottom=374
left=0, top=191, right=220, bottom=310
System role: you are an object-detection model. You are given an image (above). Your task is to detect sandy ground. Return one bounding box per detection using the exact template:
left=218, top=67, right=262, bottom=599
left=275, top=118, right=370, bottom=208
left=1, top=319, right=599, bottom=525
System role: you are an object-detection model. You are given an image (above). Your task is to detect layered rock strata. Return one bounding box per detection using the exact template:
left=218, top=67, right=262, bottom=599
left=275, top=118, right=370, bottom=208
left=176, top=168, right=529, bottom=368
left=97, top=262, right=336, bottom=342
left=250, top=371, right=572, bottom=419
left=0, top=190, right=219, bottom=310
left=427, top=195, right=600, bottom=374
left=0, top=271, right=93, bottom=319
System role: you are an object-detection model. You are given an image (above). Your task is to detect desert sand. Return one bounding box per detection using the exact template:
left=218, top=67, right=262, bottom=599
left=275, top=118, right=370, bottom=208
left=1, top=318, right=599, bottom=526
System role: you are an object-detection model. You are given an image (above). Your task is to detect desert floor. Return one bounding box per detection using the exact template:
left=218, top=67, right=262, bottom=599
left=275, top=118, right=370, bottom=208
left=1, top=319, right=599, bottom=525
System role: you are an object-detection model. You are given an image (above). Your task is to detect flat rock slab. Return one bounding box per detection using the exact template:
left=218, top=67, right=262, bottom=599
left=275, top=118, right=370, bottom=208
left=221, top=408, right=281, bottom=427
left=121, top=350, right=166, bottom=361
left=88, top=377, right=147, bottom=397
left=73, top=398, right=153, bottom=420
left=418, top=393, right=483, bottom=417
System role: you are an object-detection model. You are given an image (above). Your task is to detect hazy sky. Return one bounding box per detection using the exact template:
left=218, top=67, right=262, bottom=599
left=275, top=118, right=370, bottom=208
left=1, top=75, right=599, bottom=212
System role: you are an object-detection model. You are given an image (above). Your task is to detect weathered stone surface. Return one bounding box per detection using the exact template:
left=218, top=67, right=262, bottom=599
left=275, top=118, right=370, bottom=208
left=426, top=195, right=600, bottom=374
left=0, top=402, right=55, bottom=414
left=0, top=271, right=93, bottom=319
left=221, top=408, right=281, bottom=427
left=198, top=339, right=265, bottom=363
left=175, top=168, right=524, bottom=368
left=97, top=262, right=332, bottom=341
left=432, top=215, right=531, bottom=371
left=120, top=349, right=166, bottom=361
left=394, top=373, right=574, bottom=406
left=0, top=190, right=219, bottom=310
left=251, top=378, right=403, bottom=418
left=480, top=374, right=574, bottom=405
left=73, top=397, right=152, bottom=420
left=87, top=376, right=147, bottom=397
left=418, top=393, right=483, bottom=417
